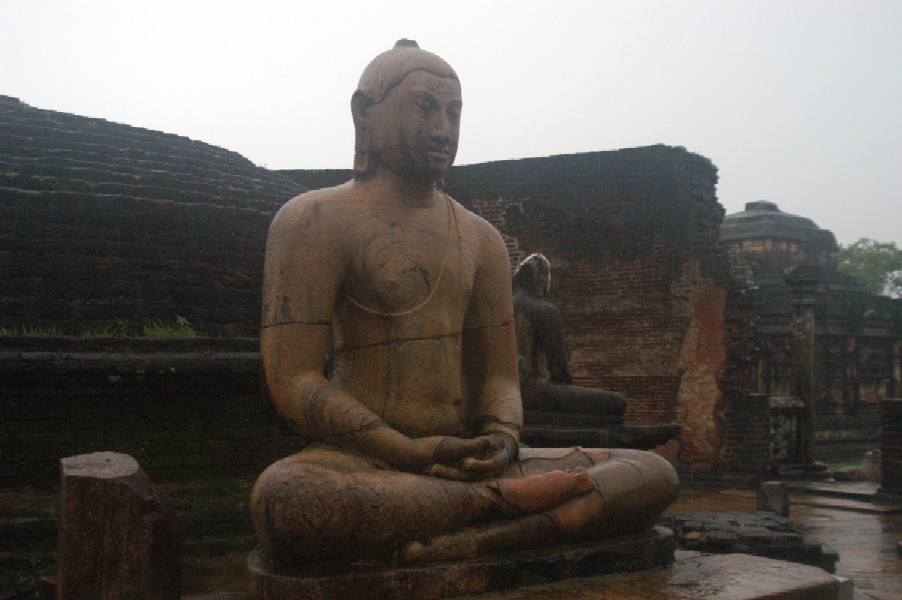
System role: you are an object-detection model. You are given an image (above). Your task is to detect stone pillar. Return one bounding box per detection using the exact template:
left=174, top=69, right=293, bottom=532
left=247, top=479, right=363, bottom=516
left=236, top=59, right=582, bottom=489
left=721, top=390, right=770, bottom=476
left=881, top=399, right=902, bottom=495
left=784, top=265, right=824, bottom=466
left=757, top=481, right=790, bottom=517
left=58, top=452, right=180, bottom=600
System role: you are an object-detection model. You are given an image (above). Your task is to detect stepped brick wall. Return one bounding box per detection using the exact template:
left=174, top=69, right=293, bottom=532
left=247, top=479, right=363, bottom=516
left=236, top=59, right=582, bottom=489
left=0, top=337, right=302, bottom=486
left=0, top=96, right=305, bottom=336
left=286, top=146, right=733, bottom=466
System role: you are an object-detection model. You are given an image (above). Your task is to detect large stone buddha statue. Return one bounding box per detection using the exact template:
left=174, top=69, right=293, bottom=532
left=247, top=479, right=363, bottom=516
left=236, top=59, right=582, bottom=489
left=250, top=40, right=678, bottom=567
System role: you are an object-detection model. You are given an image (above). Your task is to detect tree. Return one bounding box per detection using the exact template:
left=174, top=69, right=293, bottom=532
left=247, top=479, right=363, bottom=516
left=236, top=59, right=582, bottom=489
left=837, top=238, right=902, bottom=298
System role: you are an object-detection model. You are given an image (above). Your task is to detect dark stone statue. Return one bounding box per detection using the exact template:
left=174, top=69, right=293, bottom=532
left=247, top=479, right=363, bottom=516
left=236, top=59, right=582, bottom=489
left=513, top=253, right=628, bottom=419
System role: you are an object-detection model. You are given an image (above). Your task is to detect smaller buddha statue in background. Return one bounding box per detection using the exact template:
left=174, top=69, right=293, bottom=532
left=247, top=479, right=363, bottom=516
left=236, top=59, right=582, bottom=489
left=513, top=253, right=628, bottom=421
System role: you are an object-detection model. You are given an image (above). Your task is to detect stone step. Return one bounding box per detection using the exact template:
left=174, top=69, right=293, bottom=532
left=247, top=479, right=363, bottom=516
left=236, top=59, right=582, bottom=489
left=721, top=488, right=902, bottom=515
left=0, top=187, right=279, bottom=216
left=521, top=427, right=619, bottom=448
left=0, top=117, right=254, bottom=168
left=524, top=410, right=623, bottom=428
left=467, top=552, right=846, bottom=599
left=0, top=158, right=297, bottom=207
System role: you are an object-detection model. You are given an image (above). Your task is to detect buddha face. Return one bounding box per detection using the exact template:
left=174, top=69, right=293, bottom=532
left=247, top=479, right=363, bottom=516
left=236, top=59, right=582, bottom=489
left=366, top=70, right=462, bottom=183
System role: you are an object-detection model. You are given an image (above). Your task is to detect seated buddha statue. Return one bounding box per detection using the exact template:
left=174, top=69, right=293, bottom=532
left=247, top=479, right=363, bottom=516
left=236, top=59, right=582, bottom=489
left=250, top=39, right=678, bottom=566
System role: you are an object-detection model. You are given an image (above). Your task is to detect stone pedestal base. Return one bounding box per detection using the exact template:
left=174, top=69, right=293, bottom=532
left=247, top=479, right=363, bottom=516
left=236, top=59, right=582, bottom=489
left=248, top=526, right=674, bottom=600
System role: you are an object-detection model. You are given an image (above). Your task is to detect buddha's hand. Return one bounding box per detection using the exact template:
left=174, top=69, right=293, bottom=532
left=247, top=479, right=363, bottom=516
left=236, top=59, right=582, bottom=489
left=421, top=433, right=517, bottom=481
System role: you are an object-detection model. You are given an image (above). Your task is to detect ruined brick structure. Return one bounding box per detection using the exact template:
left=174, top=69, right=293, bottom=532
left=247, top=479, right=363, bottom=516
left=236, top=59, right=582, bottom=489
left=0, top=95, right=306, bottom=337
left=2, top=97, right=741, bottom=479
left=721, top=201, right=902, bottom=463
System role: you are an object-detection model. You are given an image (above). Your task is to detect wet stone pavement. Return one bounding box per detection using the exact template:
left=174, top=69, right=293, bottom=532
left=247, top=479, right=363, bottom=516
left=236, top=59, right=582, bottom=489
left=664, top=510, right=839, bottom=572
left=4, top=481, right=900, bottom=599
left=185, top=484, right=901, bottom=600
left=673, top=485, right=902, bottom=600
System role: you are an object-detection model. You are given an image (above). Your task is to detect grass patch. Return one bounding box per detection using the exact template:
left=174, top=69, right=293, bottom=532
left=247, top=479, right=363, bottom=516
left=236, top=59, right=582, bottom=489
left=827, top=460, right=862, bottom=471
left=1, top=317, right=201, bottom=339
left=0, top=325, right=61, bottom=337
left=79, top=320, right=130, bottom=338
left=142, top=316, right=198, bottom=339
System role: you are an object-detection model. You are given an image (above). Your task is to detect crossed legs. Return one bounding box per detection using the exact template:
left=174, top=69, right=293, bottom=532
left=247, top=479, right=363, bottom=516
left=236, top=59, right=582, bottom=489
left=250, top=444, right=678, bottom=565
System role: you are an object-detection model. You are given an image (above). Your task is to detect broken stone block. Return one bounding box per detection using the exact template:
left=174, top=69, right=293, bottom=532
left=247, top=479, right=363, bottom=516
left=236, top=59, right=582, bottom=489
left=58, top=452, right=180, bottom=600
left=757, top=480, right=790, bottom=517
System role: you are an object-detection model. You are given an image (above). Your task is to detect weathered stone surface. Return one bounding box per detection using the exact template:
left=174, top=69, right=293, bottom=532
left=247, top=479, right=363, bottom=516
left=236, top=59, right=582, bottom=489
left=58, top=452, right=179, bottom=600
left=248, top=527, right=675, bottom=600
left=454, top=552, right=841, bottom=599
left=757, top=481, right=790, bottom=517
left=665, top=510, right=838, bottom=573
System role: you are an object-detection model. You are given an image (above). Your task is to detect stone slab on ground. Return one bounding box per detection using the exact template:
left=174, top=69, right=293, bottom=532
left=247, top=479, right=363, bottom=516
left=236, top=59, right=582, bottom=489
left=791, top=481, right=902, bottom=509
left=456, top=552, right=842, bottom=600
left=664, top=510, right=838, bottom=573
left=249, top=526, right=674, bottom=600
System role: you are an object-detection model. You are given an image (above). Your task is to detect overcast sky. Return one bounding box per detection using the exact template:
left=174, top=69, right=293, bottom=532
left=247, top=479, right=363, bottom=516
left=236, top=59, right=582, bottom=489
left=3, top=0, right=900, bottom=246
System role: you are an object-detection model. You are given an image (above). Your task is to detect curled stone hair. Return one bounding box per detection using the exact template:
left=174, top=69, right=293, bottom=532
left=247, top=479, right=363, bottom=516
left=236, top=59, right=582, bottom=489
left=513, top=253, right=551, bottom=297
left=352, top=39, right=459, bottom=177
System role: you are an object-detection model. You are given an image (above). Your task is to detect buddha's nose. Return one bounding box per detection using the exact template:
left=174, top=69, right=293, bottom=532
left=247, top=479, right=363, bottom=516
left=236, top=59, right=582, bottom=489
left=430, top=112, right=451, bottom=145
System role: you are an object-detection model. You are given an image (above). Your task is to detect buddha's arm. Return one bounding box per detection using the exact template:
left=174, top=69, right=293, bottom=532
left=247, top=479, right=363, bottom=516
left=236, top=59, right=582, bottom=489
left=458, top=222, right=524, bottom=478
left=536, top=304, right=573, bottom=384
left=261, top=323, right=442, bottom=469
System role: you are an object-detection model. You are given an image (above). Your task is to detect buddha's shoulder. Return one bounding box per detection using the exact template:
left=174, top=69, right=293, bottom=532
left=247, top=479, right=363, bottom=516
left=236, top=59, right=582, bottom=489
left=273, top=182, right=359, bottom=225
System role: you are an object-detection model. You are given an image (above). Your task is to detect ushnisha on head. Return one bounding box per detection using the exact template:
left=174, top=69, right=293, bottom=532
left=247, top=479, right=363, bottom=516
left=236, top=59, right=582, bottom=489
left=513, top=253, right=552, bottom=298
left=352, top=39, right=462, bottom=183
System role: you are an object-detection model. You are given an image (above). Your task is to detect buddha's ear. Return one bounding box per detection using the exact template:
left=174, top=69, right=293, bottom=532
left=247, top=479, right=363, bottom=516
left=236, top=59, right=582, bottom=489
left=351, top=91, right=373, bottom=128
left=351, top=92, right=374, bottom=174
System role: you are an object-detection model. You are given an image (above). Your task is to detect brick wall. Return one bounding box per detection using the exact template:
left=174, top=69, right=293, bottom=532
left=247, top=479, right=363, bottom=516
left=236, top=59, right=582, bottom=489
left=0, top=337, right=300, bottom=486
left=1, top=94, right=736, bottom=469
left=0, top=96, right=305, bottom=336
left=720, top=392, right=771, bottom=477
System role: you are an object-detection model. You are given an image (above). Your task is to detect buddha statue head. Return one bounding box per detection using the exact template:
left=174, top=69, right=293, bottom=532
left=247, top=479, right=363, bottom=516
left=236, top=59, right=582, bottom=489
left=513, top=253, right=552, bottom=298
left=352, top=40, right=461, bottom=183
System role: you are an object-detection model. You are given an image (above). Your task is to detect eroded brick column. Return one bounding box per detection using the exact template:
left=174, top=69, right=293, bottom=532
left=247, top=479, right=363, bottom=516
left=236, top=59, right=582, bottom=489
left=58, top=452, right=180, bottom=600
left=785, top=265, right=824, bottom=465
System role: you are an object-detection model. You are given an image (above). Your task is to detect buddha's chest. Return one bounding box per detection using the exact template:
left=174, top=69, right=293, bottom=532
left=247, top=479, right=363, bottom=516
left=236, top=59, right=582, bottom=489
left=343, top=217, right=472, bottom=318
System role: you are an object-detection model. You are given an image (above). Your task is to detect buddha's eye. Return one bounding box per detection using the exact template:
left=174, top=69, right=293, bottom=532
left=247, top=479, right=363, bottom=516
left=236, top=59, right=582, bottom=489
left=417, top=97, right=436, bottom=113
